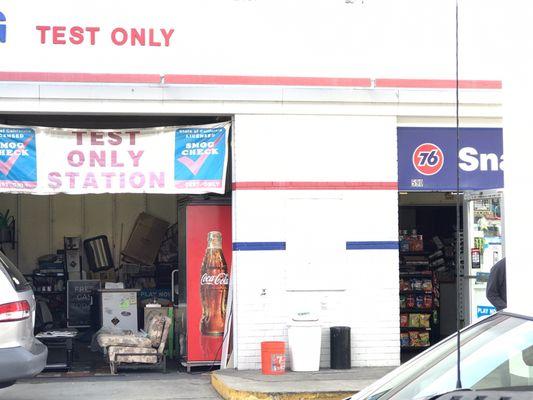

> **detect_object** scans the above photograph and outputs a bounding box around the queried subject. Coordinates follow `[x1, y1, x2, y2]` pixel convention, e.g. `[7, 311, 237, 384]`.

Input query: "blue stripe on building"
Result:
[346, 241, 399, 250]
[233, 242, 286, 251]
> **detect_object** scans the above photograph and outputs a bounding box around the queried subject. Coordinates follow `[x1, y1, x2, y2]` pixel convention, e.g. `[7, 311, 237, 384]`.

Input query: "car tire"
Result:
[0, 381, 16, 389]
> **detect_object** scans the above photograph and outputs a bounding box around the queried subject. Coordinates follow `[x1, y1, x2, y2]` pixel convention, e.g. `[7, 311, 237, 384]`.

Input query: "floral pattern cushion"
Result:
[146, 316, 166, 347]
[157, 316, 171, 354]
[97, 332, 152, 348]
[108, 346, 158, 364]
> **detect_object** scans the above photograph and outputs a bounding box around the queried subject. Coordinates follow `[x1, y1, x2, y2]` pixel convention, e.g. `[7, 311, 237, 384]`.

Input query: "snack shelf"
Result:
[401, 327, 431, 331]
[401, 346, 430, 351]
[400, 290, 433, 295]
[399, 272, 433, 278]
[400, 308, 434, 313]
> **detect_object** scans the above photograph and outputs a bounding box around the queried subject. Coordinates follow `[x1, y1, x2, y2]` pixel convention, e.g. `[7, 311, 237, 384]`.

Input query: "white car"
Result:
[0, 252, 47, 388]
[348, 309, 533, 399]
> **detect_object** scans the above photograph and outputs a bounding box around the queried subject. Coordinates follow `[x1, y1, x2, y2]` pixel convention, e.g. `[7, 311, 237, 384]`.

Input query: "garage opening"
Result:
[0, 114, 233, 376]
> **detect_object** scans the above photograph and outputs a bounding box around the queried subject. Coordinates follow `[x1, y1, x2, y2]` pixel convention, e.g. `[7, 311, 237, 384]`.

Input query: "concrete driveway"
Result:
[0, 373, 222, 400]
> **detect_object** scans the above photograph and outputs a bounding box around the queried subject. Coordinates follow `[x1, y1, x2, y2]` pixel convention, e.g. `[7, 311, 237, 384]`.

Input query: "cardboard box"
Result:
[122, 212, 169, 265]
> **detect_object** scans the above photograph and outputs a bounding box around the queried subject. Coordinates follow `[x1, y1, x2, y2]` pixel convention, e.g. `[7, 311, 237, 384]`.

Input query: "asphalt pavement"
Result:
[0, 373, 221, 400]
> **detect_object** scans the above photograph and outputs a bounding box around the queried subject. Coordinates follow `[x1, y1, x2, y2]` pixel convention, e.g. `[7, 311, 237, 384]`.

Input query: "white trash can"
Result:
[288, 311, 321, 371]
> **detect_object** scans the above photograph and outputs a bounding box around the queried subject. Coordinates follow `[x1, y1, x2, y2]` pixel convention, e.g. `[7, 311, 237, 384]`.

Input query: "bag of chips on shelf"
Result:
[400, 332, 410, 347]
[415, 295, 424, 309]
[400, 314, 409, 327]
[409, 313, 420, 327]
[422, 279, 433, 292]
[419, 332, 430, 346]
[412, 279, 423, 291]
[400, 295, 406, 309]
[424, 295, 433, 309]
[400, 278, 411, 292]
[420, 314, 431, 328]
[409, 331, 421, 346]
[406, 295, 415, 308]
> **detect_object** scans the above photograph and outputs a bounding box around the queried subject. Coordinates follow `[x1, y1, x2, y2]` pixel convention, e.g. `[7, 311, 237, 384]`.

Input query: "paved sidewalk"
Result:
[211, 367, 395, 400]
[0, 372, 221, 400]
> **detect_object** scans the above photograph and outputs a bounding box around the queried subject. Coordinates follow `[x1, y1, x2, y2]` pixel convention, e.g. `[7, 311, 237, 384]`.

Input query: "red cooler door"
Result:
[186, 204, 232, 363]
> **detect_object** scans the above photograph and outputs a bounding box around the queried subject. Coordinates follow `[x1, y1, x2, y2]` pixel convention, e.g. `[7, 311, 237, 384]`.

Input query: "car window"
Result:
[0, 252, 31, 292]
[355, 315, 506, 400]
[392, 316, 533, 399]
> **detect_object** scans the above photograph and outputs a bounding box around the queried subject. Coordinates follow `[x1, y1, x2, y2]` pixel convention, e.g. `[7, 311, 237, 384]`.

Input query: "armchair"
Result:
[97, 315, 171, 374]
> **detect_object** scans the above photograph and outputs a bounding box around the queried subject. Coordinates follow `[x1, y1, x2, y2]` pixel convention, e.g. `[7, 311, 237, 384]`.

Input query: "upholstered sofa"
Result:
[97, 315, 171, 374]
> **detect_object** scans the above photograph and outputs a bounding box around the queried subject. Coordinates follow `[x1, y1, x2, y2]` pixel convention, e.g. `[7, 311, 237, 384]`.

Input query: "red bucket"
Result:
[261, 341, 286, 375]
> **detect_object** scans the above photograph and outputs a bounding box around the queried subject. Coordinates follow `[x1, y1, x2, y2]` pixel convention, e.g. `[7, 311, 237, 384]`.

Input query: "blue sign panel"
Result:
[398, 127, 503, 191]
[0, 12, 5, 43]
[0, 127, 37, 189]
[174, 125, 228, 192]
[477, 305, 496, 318]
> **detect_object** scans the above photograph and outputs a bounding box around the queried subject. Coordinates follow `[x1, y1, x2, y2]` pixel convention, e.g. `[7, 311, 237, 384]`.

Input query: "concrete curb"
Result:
[211, 373, 355, 400]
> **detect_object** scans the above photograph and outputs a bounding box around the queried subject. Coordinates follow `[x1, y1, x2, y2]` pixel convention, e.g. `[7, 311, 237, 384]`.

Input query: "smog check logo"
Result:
[412, 143, 444, 176]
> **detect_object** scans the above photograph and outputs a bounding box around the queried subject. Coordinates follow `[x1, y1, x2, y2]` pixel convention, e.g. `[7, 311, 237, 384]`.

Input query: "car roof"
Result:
[501, 307, 533, 320]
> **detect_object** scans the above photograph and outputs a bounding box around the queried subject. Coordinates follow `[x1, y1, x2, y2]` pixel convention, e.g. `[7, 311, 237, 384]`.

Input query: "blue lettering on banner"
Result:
[477, 305, 496, 318]
[0, 12, 5, 43]
[0, 128, 37, 189]
[174, 126, 227, 191]
[398, 127, 503, 191]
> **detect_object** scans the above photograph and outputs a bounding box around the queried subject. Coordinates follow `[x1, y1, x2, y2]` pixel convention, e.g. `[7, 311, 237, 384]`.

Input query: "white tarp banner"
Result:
[0, 122, 230, 194]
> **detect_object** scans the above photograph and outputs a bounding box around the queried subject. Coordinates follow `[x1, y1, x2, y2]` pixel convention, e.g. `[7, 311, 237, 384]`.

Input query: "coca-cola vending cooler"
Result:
[177, 199, 232, 369]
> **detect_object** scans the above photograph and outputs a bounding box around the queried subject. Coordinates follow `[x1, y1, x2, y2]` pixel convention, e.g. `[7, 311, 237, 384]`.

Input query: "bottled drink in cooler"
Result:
[200, 231, 229, 336]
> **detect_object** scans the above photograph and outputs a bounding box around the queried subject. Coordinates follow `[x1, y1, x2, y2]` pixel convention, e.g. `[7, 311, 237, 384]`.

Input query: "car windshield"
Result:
[0, 251, 31, 292]
[356, 314, 533, 400]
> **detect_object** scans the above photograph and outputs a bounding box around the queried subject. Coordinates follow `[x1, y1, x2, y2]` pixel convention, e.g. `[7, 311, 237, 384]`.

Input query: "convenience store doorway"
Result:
[398, 192, 462, 362]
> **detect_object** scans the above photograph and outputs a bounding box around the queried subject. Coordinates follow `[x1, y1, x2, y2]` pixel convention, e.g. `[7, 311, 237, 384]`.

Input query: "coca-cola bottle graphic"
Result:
[200, 231, 229, 336]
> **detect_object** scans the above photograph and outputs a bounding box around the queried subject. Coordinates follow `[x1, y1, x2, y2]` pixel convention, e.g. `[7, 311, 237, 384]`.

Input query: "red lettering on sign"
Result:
[67, 150, 85, 167]
[161, 29, 174, 47]
[91, 132, 105, 145]
[111, 28, 128, 46]
[131, 28, 145, 46]
[108, 132, 122, 146]
[86, 27, 100, 45]
[36, 26, 51, 44]
[73, 131, 85, 145]
[53, 26, 67, 45]
[148, 29, 161, 47]
[69, 26, 84, 45]
[48, 172, 61, 189]
[126, 131, 138, 145]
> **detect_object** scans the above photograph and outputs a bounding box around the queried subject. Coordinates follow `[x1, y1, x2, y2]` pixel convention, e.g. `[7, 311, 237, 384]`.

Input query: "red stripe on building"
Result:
[0, 72, 161, 84]
[375, 78, 501, 89]
[233, 182, 398, 190]
[0, 72, 501, 89]
[165, 74, 372, 87]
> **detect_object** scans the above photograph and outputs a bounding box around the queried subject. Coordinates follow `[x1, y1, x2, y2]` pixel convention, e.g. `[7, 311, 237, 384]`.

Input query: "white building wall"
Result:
[232, 114, 399, 369]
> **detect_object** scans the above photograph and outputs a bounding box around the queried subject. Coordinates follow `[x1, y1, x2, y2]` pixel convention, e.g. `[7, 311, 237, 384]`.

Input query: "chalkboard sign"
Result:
[67, 280, 101, 328]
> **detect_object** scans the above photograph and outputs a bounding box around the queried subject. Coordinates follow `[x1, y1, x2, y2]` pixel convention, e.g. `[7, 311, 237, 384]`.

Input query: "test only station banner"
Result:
[0, 122, 230, 194]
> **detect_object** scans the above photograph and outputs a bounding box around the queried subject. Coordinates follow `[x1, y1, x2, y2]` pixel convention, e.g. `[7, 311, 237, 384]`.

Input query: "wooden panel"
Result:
[114, 194, 146, 262]
[146, 194, 177, 224]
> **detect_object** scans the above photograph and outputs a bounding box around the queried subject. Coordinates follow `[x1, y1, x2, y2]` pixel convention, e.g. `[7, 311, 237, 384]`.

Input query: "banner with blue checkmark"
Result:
[174, 122, 229, 194]
[0, 127, 37, 189]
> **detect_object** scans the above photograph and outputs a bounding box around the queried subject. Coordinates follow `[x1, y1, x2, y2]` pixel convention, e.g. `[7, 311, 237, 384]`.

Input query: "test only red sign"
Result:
[0, 122, 229, 194]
